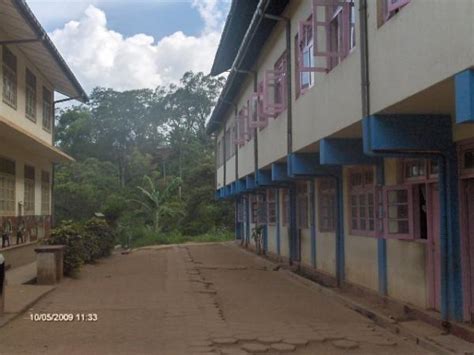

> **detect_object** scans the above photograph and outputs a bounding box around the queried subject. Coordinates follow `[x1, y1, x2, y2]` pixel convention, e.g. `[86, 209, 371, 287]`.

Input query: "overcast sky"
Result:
[26, 0, 230, 93]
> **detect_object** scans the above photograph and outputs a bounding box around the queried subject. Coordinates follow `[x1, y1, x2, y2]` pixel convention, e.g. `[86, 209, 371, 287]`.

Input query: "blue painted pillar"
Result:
[335, 173, 345, 285]
[310, 180, 317, 268]
[263, 224, 268, 254]
[276, 188, 281, 256]
[439, 147, 463, 320]
[376, 162, 387, 296]
[289, 184, 298, 263]
[245, 195, 251, 245]
[235, 199, 241, 240]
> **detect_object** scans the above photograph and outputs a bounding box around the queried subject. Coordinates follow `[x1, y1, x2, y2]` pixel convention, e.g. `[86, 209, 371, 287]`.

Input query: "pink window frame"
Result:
[402, 159, 439, 184]
[318, 178, 336, 232]
[296, 182, 309, 229]
[381, 0, 410, 24]
[312, 0, 352, 73]
[248, 83, 269, 130]
[262, 51, 287, 118]
[267, 189, 277, 225]
[348, 166, 376, 237]
[383, 185, 415, 240]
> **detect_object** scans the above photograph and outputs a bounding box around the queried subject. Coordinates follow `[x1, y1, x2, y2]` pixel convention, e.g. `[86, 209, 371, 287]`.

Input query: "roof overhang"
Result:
[0, 114, 74, 163]
[206, 0, 290, 135]
[0, 0, 88, 102]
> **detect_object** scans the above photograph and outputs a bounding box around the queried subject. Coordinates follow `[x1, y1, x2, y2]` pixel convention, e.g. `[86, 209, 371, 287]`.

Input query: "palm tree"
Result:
[132, 176, 182, 232]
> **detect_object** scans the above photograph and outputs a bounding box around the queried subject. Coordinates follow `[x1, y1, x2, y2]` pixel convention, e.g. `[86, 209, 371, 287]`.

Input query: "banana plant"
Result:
[131, 176, 182, 232]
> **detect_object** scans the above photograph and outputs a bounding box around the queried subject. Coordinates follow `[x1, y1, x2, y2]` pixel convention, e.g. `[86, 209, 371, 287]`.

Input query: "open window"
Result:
[384, 185, 414, 239]
[262, 52, 287, 117]
[311, 0, 354, 72]
[248, 83, 269, 129]
[379, 0, 410, 25]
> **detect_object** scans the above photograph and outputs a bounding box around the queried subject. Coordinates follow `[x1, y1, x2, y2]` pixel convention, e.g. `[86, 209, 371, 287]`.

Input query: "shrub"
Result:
[84, 217, 116, 257]
[45, 221, 84, 277]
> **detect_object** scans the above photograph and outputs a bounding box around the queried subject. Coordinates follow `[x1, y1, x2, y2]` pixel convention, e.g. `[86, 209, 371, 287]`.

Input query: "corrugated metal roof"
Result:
[207, 0, 289, 134]
[0, 0, 88, 102]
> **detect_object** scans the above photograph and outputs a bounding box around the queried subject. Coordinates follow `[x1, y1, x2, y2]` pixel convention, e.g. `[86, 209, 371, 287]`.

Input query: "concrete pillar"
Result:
[35, 245, 65, 285]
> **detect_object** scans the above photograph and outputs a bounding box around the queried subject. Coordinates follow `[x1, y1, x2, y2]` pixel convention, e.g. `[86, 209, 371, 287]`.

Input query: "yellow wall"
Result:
[368, 0, 474, 114]
[267, 224, 278, 255]
[0, 37, 54, 145]
[384, 158, 427, 308]
[342, 168, 379, 291]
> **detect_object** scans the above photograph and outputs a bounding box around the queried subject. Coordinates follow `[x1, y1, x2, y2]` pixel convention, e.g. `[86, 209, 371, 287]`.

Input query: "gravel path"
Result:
[0, 243, 431, 354]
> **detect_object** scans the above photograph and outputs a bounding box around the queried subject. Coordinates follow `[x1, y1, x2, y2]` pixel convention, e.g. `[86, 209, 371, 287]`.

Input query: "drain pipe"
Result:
[260, 11, 295, 264]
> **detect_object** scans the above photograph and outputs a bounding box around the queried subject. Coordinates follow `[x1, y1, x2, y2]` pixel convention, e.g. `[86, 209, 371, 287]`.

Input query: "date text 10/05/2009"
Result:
[29, 313, 98, 322]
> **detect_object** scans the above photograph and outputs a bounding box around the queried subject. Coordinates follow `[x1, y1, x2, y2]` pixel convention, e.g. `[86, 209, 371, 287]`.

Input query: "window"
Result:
[248, 82, 269, 130]
[2, 46, 17, 109]
[24, 165, 35, 215]
[42, 87, 53, 132]
[349, 167, 375, 236]
[282, 189, 289, 226]
[0, 157, 15, 216]
[251, 194, 266, 225]
[41, 171, 50, 215]
[327, 2, 354, 71]
[236, 106, 250, 144]
[297, 182, 309, 229]
[403, 159, 438, 182]
[25, 69, 37, 121]
[318, 178, 336, 232]
[384, 185, 414, 239]
[311, 0, 354, 72]
[262, 52, 287, 117]
[296, 18, 315, 96]
[378, 0, 410, 26]
[267, 189, 277, 224]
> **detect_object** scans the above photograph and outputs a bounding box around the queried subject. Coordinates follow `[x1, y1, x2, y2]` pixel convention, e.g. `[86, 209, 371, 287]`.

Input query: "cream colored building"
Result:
[0, 0, 87, 269]
[209, 0, 474, 325]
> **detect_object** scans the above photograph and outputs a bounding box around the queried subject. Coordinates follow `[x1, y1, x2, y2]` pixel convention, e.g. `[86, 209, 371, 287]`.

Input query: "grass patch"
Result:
[129, 228, 234, 248]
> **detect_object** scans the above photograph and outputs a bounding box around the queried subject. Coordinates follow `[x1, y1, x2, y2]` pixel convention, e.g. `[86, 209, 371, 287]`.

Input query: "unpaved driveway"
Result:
[0, 243, 431, 354]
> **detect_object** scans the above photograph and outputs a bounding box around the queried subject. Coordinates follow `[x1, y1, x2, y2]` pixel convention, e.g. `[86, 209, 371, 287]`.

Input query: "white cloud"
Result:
[48, 1, 229, 93]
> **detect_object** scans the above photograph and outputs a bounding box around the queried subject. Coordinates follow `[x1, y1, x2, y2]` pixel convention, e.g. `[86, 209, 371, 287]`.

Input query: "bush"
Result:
[45, 221, 84, 277]
[84, 217, 116, 257]
[47, 218, 116, 277]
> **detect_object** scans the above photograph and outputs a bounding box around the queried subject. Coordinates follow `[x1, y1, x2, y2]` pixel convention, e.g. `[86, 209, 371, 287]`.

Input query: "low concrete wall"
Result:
[2, 242, 38, 270]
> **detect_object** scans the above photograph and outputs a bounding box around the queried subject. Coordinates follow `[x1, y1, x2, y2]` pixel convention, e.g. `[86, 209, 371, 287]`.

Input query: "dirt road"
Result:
[0, 243, 431, 354]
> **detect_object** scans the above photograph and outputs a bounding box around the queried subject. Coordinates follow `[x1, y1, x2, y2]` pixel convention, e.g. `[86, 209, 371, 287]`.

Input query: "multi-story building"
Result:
[209, 0, 474, 325]
[0, 0, 87, 269]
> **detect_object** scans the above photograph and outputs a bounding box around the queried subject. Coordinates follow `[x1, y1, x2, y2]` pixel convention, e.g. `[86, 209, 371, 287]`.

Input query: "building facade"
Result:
[0, 0, 87, 269]
[209, 0, 474, 324]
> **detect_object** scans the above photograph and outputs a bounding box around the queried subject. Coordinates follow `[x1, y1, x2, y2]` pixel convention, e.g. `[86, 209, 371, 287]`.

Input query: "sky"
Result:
[26, 0, 231, 93]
